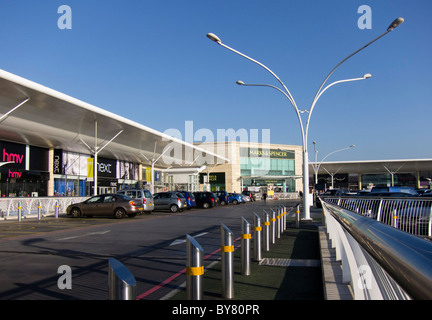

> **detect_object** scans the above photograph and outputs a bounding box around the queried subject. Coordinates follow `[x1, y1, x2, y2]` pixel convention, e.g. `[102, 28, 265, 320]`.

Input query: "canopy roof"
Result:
[0, 69, 229, 168]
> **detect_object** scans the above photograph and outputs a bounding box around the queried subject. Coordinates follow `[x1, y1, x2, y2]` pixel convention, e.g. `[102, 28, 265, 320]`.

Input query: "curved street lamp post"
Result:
[207, 18, 404, 220]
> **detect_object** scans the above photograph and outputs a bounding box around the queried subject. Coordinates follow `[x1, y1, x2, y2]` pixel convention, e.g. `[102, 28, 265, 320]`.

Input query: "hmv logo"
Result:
[2, 148, 25, 179]
[3, 148, 24, 163]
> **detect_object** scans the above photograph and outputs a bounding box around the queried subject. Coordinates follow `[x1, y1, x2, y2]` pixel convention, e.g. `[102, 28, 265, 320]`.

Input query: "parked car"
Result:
[242, 190, 256, 201]
[178, 191, 197, 209]
[228, 193, 245, 204]
[214, 191, 229, 205]
[66, 194, 143, 218]
[118, 188, 154, 214]
[153, 192, 188, 213]
[193, 191, 219, 208]
[370, 186, 418, 196]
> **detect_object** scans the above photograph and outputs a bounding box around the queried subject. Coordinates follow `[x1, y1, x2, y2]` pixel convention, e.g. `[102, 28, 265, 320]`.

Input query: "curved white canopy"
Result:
[0, 69, 229, 168]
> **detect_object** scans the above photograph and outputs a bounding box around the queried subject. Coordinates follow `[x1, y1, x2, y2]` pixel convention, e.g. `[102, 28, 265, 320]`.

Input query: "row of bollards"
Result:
[186, 204, 298, 300]
[16, 200, 58, 221]
[106, 203, 300, 300]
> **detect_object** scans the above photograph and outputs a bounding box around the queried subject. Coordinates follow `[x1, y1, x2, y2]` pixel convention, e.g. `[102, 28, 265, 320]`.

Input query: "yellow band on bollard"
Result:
[296, 210, 300, 214]
[264, 222, 270, 226]
[221, 245, 234, 252]
[277, 215, 280, 219]
[241, 234, 252, 239]
[186, 266, 204, 276]
[393, 216, 398, 219]
[17, 207, 22, 210]
[254, 227, 262, 231]
[270, 218, 276, 222]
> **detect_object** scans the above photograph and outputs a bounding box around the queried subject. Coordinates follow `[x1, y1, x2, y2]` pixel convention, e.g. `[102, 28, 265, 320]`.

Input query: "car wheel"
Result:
[221, 201, 226, 205]
[233, 199, 238, 205]
[170, 204, 179, 213]
[203, 202, 210, 209]
[114, 208, 126, 219]
[70, 208, 81, 218]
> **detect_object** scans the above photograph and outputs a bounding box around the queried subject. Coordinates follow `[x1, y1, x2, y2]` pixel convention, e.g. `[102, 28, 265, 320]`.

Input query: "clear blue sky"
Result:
[0, 1, 430, 162]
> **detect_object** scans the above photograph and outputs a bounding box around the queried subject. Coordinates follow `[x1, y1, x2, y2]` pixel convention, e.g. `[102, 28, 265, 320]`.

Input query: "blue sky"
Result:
[0, 1, 430, 162]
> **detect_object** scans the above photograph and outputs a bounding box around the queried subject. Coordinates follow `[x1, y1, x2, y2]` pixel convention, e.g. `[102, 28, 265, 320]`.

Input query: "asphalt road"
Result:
[0, 199, 300, 300]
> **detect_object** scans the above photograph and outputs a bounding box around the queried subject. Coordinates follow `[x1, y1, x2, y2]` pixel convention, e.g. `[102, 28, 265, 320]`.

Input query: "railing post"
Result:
[108, 258, 136, 300]
[241, 217, 251, 276]
[253, 212, 262, 262]
[263, 210, 270, 252]
[186, 234, 204, 300]
[392, 209, 398, 229]
[221, 223, 234, 299]
[17, 201, 22, 221]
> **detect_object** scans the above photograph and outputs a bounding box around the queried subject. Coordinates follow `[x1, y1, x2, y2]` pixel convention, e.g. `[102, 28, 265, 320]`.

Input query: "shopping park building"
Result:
[1, 69, 431, 198]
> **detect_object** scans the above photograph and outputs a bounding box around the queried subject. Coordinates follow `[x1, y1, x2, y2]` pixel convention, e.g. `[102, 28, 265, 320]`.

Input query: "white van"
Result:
[118, 189, 154, 214]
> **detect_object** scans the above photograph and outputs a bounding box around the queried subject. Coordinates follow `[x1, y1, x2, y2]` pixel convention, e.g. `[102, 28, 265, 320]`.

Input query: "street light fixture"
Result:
[207, 18, 404, 220]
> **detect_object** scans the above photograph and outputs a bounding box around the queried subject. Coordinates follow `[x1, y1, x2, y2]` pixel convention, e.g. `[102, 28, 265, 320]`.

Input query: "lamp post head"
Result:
[349, 145, 355, 148]
[236, 80, 245, 85]
[363, 73, 372, 79]
[206, 33, 222, 44]
[387, 17, 404, 31]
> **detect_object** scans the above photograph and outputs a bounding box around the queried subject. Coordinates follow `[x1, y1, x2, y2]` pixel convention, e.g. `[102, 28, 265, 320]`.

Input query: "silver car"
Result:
[153, 192, 188, 213]
[118, 189, 154, 214]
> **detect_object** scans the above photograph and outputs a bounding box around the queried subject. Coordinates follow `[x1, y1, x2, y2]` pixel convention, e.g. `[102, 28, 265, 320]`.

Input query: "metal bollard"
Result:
[37, 201, 42, 220]
[55, 200, 59, 218]
[221, 223, 234, 299]
[186, 234, 204, 300]
[296, 204, 301, 228]
[108, 258, 136, 300]
[18, 201, 22, 221]
[270, 209, 276, 244]
[283, 205, 287, 231]
[276, 207, 281, 238]
[262, 210, 270, 251]
[253, 212, 262, 262]
[241, 217, 251, 276]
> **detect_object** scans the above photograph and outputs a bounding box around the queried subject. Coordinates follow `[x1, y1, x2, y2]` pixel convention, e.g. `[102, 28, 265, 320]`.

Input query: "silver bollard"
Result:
[241, 217, 251, 276]
[253, 212, 262, 262]
[296, 204, 301, 228]
[276, 207, 281, 239]
[262, 210, 270, 251]
[18, 201, 22, 221]
[37, 201, 42, 220]
[270, 209, 276, 244]
[108, 258, 136, 300]
[282, 205, 287, 232]
[221, 223, 234, 299]
[186, 234, 204, 300]
[55, 200, 59, 219]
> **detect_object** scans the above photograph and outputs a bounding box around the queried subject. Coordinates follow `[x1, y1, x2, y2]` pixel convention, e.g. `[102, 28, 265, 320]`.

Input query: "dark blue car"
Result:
[214, 191, 229, 205]
[179, 191, 197, 209]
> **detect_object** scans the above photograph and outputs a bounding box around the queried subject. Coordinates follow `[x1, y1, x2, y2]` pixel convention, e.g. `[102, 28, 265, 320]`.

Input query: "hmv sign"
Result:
[1, 141, 26, 170]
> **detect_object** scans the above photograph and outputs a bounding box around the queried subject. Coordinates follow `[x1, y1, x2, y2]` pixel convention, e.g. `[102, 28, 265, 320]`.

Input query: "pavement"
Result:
[168, 205, 345, 301]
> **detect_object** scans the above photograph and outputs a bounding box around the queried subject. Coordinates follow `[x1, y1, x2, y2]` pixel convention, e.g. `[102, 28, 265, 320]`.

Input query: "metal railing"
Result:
[321, 196, 432, 237]
[322, 201, 432, 300]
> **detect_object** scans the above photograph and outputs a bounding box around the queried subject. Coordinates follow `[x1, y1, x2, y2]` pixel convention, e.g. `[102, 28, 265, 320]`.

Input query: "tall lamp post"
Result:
[207, 18, 404, 220]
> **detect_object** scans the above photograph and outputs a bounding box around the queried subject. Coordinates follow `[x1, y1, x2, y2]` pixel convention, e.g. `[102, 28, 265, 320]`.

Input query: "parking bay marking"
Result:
[57, 230, 111, 241]
[169, 232, 208, 246]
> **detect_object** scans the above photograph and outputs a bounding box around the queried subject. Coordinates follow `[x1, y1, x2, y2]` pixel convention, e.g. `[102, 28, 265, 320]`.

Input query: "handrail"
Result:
[322, 201, 432, 300]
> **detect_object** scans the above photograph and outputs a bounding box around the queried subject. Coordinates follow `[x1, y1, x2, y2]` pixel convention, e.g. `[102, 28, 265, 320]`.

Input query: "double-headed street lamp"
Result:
[207, 18, 404, 220]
